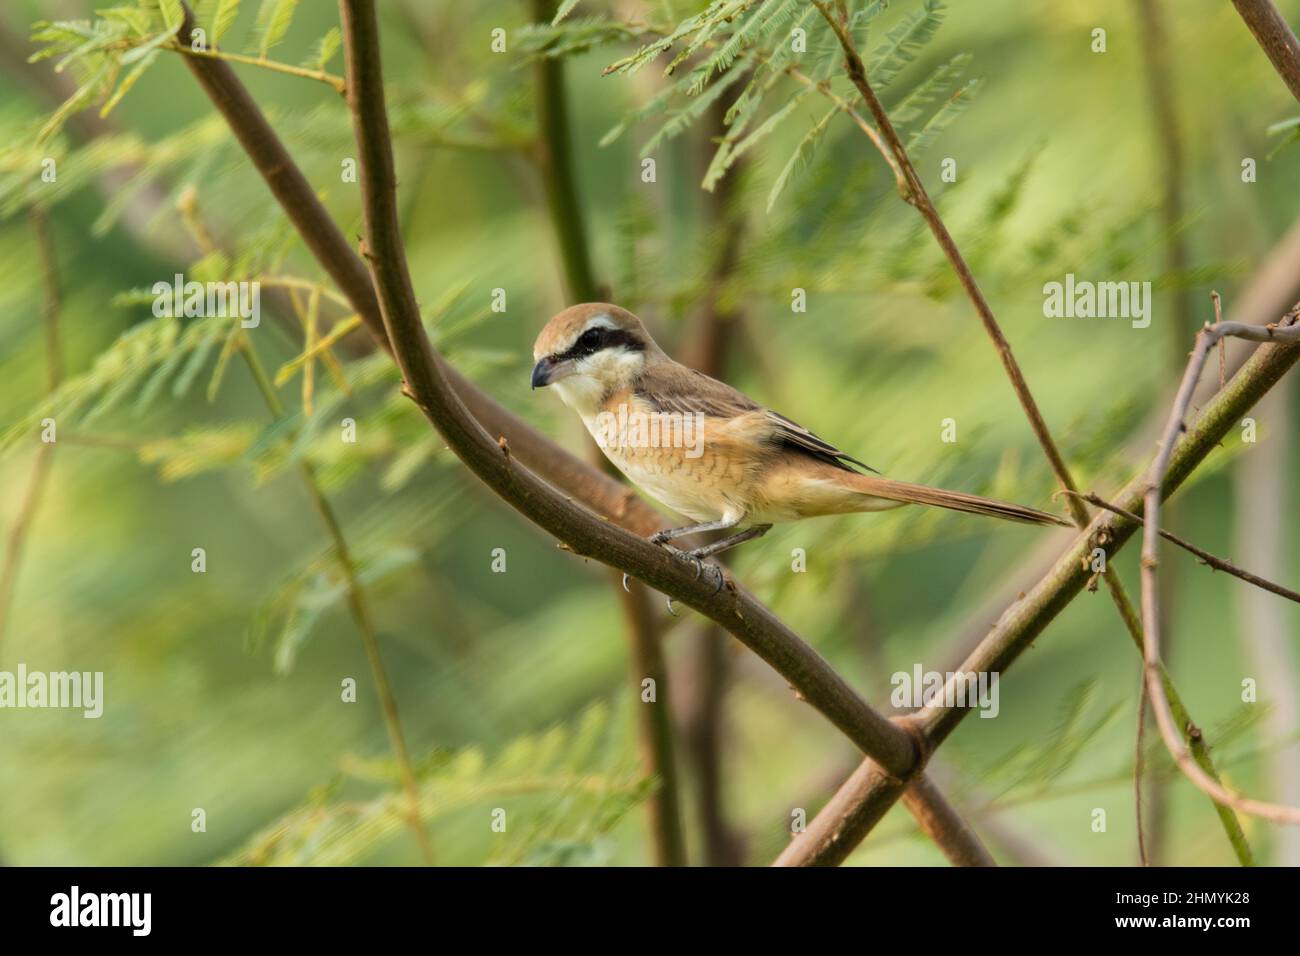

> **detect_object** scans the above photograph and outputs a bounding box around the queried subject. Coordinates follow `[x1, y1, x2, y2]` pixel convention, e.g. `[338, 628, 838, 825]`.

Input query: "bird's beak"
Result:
[531, 356, 574, 389]
[530, 357, 554, 390]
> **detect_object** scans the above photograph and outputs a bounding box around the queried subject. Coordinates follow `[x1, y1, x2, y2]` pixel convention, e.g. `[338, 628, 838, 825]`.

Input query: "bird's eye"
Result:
[578, 328, 603, 350]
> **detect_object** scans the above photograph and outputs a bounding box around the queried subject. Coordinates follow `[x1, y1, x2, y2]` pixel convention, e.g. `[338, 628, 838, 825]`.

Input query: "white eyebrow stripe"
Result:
[581, 314, 617, 333]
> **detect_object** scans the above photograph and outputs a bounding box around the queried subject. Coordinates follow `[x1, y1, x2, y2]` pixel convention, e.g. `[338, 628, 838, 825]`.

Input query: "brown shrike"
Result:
[532, 303, 1069, 576]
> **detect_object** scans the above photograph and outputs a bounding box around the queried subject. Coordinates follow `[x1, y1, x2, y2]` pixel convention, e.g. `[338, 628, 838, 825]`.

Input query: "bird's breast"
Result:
[579, 391, 755, 523]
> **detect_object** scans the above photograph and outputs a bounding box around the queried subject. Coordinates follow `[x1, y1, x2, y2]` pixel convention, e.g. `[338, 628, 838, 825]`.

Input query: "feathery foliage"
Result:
[222, 702, 652, 866]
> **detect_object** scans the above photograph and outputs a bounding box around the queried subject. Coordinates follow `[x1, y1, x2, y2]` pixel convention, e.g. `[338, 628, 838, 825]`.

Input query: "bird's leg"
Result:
[647, 516, 743, 612]
[648, 516, 742, 547]
[682, 524, 773, 561]
[648, 516, 741, 574]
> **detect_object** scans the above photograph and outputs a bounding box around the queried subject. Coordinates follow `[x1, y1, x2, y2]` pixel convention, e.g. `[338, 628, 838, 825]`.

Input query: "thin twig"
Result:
[1060, 490, 1300, 605]
[1141, 302, 1300, 824]
[775, 293, 1300, 867]
[1135, 668, 1150, 866]
[800, 0, 1256, 864]
[179, 192, 434, 862]
[169, 41, 347, 93]
[785, 67, 907, 193]
[1134, 0, 1190, 865]
[808, 1, 1081, 521]
[243, 342, 436, 863]
[0, 209, 63, 655]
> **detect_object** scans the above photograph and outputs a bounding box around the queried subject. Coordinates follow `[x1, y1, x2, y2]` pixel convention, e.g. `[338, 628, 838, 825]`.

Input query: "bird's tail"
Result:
[844, 473, 1072, 528]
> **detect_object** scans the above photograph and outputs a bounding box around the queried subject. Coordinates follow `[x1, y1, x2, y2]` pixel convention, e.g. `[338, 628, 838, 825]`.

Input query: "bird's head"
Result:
[531, 303, 661, 413]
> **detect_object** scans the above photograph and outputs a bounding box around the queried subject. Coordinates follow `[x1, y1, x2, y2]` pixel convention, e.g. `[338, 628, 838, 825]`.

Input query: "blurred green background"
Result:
[0, 0, 1297, 866]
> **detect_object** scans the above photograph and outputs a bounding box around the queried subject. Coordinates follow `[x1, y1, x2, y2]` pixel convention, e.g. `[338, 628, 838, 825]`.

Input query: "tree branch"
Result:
[1141, 306, 1300, 824]
[809, 1, 1082, 521]
[900, 774, 996, 867]
[1062, 490, 1300, 605]
[529, 0, 600, 303]
[526, 0, 685, 866]
[172, 5, 668, 541]
[805, 0, 1255, 862]
[335, 0, 920, 790]
[776, 310, 1300, 865]
[1231, 0, 1300, 103]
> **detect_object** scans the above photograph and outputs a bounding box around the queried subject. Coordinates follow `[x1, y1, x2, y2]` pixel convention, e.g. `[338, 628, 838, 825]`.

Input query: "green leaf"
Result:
[157, 0, 184, 30]
[868, 0, 945, 89]
[640, 65, 750, 156]
[1266, 116, 1300, 159]
[599, 71, 696, 147]
[36, 62, 113, 147]
[100, 50, 160, 116]
[767, 103, 839, 212]
[121, 22, 181, 66]
[210, 0, 243, 47]
[704, 86, 811, 191]
[692, 0, 795, 93]
[220, 700, 649, 866]
[905, 77, 981, 154]
[551, 0, 582, 26]
[100, 6, 153, 37]
[890, 52, 971, 125]
[305, 26, 341, 71]
[253, 0, 299, 58]
[603, 0, 731, 77]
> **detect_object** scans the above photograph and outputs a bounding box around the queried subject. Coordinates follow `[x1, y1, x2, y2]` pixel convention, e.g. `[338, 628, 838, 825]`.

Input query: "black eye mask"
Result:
[554, 326, 645, 363]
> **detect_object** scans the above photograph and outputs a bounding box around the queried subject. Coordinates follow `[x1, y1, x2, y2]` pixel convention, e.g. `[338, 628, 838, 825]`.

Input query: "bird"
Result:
[531, 303, 1070, 586]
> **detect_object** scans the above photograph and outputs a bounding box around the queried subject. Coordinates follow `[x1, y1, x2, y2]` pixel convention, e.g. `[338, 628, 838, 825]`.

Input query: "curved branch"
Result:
[776, 318, 1300, 864]
[900, 774, 996, 867]
[335, 0, 918, 780]
[1231, 0, 1300, 103]
[173, 4, 667, 539]
[1141, 306, 1300, 824]
[805, 0, 1257, 863]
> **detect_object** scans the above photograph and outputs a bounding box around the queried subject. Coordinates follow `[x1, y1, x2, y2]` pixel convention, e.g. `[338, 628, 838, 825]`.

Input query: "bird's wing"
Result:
[764, 409, 879, 474]
[635, 363, 878, 474]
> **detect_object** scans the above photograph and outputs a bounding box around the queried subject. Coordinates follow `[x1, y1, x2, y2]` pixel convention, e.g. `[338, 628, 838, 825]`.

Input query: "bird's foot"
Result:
[646, 532, 728, 613]
[663, 544, 726, 596]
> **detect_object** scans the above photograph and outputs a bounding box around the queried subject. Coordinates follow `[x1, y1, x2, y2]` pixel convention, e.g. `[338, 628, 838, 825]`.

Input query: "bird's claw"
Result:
[709, 565, 725, 595]
[621, 572, 631, 593]
[677, 548, 725, 594]
[696, 559, 725, 595]
[649, 539, 727, 615]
